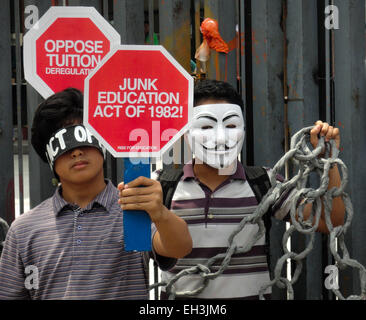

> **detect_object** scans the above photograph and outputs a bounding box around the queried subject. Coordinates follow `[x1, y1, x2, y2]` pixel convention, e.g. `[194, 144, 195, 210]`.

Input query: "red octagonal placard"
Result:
[84, 45, 194, 158]
[24, 6, 120, 99]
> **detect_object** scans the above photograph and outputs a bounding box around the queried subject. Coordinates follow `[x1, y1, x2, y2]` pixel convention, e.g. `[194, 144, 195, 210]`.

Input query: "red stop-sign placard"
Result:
[24, 6, 120, 99]
[84, 45, 194, 158]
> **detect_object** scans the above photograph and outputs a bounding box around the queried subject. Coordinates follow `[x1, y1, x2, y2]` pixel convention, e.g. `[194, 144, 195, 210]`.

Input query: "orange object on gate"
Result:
[201, 18, 229, 53]
[195, 18, 229, 63]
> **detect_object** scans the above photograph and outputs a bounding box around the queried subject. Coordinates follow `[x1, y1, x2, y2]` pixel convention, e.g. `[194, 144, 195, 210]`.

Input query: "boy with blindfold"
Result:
[154, 79, 345, 300]
[0, 88, 192, 300]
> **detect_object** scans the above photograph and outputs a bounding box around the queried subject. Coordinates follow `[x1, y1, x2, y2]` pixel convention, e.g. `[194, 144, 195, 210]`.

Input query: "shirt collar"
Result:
[182, 159, 246, 181]
[181, 160, 195, 180]
[52, 179, 115, 216]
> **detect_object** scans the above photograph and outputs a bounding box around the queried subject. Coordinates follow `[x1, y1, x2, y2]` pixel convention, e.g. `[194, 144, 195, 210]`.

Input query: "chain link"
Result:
[150, 126, 366, 300]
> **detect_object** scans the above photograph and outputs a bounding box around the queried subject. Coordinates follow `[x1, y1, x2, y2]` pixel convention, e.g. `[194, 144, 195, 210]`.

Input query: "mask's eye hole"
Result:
[201, 125, 213, 130]
[226, 124, 237, 128]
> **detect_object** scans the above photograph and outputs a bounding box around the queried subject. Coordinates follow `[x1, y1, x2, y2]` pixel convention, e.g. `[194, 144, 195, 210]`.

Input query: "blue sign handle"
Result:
[123, 158, 151, 251]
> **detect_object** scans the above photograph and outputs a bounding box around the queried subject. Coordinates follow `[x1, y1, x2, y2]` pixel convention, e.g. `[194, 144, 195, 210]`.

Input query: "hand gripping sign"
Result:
[84, 45, 194, 251]
[23, 6, 120, 99]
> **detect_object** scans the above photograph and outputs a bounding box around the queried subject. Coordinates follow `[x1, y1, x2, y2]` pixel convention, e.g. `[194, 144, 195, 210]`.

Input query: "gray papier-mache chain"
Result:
[150, 126, 366, 300]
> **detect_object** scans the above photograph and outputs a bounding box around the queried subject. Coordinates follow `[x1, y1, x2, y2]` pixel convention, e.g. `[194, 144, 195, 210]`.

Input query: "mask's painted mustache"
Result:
[202, 144, 237, 151]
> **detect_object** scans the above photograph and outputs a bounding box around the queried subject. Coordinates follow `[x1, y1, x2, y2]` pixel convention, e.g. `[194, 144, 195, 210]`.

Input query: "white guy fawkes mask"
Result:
[186, 103, 245, 171]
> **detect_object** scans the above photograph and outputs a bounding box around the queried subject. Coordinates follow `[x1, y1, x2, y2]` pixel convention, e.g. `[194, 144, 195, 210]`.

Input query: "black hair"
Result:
[194, 79, 244, 110]
[31, 88, 84, 163]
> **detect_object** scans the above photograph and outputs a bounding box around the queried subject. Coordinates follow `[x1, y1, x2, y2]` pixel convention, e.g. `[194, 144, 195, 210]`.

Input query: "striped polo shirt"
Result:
[159, 161, 293, 299]
[0, 180, 173, 300]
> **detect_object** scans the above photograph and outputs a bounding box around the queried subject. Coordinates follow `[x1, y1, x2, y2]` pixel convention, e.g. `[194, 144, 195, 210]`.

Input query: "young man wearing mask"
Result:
[150, 79, 344, 300]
